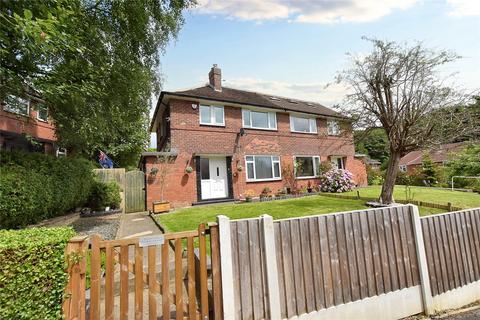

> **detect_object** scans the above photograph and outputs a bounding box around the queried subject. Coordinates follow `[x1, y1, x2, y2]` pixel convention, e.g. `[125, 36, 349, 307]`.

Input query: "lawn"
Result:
[158, 194, 443, 232]
[344, 185, 480, 209]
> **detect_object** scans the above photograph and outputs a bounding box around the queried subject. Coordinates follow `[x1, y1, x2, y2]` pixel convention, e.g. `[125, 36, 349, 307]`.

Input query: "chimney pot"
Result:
[209, 64, 222, 92]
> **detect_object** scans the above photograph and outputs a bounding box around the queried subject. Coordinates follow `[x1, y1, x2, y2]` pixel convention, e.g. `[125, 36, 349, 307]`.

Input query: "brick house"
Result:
[0, 93, 63, 155]
[141, 65, 367, 209]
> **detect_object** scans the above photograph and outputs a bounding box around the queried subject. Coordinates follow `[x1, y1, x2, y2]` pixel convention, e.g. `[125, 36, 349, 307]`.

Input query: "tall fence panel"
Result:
[421, 208, 480, 311]
[125, 170, 146, 213]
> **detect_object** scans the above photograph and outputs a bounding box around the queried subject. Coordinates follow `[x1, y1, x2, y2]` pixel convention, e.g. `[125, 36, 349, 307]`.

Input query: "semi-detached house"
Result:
[142, 65, 367, 209]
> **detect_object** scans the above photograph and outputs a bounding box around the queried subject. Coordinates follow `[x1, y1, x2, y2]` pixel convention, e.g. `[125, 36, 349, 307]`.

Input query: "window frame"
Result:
[330, 156, 345, 170]
[242, 108, 277, 131]
[56, 147, 67, 157]
[4, 95, 30, 116]
[327, 120, 341, 136]
[245, 155, 281, 182]
[290, 114, 317, 134]
[36, 104, 48, 122]
[294, 155, 321, 179]
[399, 164, 407, 172]
[199, 104, 225, 126]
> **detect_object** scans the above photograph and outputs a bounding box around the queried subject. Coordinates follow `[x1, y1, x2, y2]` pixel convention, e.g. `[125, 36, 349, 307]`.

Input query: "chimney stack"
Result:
[208, 64, 222, 92]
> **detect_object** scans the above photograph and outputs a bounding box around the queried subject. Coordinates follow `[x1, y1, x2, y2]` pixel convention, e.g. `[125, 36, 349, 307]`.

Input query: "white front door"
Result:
[200, 157, 228, 200]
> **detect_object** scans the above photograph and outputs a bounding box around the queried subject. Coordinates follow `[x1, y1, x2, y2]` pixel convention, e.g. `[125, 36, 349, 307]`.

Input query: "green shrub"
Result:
[0, 227, 75, 319]
[0, 151, 95, 228]
[88, 181, 121, 210]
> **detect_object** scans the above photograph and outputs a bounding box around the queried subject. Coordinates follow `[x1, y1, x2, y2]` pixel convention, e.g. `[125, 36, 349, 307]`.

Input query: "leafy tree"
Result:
[1, 0, 195, 166]
[354, 127, 389, 163]
[446, 144, 480, 177]
[421, 154, 437, 186]
[338, 38, 472, 204]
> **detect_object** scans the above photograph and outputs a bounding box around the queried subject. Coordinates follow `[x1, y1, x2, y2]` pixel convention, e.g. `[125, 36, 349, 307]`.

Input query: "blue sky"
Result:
[157, 0, 479, 108]
[150, 0, 479, 145]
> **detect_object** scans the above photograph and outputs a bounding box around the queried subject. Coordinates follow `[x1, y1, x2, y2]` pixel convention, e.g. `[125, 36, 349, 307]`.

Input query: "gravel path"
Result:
[70, 214, 120, 240]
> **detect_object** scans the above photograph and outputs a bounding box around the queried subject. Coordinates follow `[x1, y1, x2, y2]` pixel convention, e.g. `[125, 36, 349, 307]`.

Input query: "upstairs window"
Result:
[242, 109, 277, 130]
[295, 156, 321, 178]
[199, 104, 224, 126]
[4, 95, 29, 116]
[290, 115, 317, 133]
[327, 120, 341, 136]
[36, 104, 48, 122]
[245, 155, 281, 181]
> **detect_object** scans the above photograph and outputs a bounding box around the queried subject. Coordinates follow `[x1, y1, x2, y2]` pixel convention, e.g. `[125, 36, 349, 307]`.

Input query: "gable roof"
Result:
[399, 142, 470, 166]
[151, 85, 346, 131]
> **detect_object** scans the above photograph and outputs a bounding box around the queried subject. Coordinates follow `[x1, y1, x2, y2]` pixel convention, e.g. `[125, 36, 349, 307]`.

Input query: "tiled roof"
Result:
[399, 142, 470, 166]
[163, 85, 344, 118]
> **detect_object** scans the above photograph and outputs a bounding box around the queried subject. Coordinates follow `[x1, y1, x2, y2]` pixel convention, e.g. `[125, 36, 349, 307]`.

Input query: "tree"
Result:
[420, 154, 437, 186]
[354, 127, 389, 163]
[1, 0, 195, 166]
[338, 38, 473, 204]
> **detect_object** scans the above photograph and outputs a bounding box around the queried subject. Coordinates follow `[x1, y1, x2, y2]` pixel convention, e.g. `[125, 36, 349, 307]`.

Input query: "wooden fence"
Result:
[320, 192, 463, 212]
[218, 205, 480, 319]
[63, 224, 223, 320]
[94, 168, 145, 213]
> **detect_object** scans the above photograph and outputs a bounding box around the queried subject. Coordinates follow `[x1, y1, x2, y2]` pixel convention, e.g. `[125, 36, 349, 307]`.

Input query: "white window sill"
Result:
[199, 123, 225, 127]
[243, 127, 277, 131]
[246, 178, 282, 183]
[296, 176, 320, 180]
[291, 130, 318, 135]
[4, 109, 29, 117]
[328, 133, 341, 136]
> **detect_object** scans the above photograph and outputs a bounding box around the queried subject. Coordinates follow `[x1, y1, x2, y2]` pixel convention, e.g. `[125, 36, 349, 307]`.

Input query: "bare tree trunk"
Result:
[380, 151, 401, 204]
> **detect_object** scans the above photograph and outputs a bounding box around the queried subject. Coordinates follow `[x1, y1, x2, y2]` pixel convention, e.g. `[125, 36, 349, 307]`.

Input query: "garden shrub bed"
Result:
[0, 227, 75, 319]
[0, 151, 96, 229]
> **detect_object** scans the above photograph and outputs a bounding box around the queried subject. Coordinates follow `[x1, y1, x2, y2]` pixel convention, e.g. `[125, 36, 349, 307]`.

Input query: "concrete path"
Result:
[116, 211, 163, 239]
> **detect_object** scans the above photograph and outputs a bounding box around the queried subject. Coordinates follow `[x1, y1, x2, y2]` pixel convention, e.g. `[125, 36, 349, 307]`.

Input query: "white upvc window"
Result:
[4, 95, 29, 116]
[331, 156, 345, 170]
[399, 164, 407, 172]
[245, 155, 281, 182]
[294, 156, 321, 178]
[56, 147, 67, 157]
[327, 120, 341, 136]
[199, 104, 224, 126]
[36, 104, 48, 122]
[290, 115, 317, 133]
[242, 108, 277, 130]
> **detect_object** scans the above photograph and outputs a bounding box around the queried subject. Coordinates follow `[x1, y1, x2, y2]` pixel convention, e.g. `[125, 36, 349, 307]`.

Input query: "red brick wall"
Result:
[145, 99, 367, 209]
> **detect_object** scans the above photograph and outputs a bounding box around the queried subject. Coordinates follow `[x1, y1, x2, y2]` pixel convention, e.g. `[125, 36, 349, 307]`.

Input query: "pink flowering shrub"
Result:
[319, 169, 355, 193]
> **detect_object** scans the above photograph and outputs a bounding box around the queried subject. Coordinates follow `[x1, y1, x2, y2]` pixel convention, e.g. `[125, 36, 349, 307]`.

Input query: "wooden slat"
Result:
[90, 234, 101, 320]
[336, 214, 352, 303]
[175, 238, 184, 320]
[460, 213, 475, 283]
[352, 214, 368, 299]
[135, 245, 144, 320]
[468, 211, 480, 280]
[403, 208, 420, 285]
[435, 217, 449, 292]
[274, 223, 287, 318]
[439, 216, 455, 291]
[248, 220, 265, 319]
[162, 241, 170, 319]
[148, 246, 157, 320]
[290, 219, 307, 313]
[280, 220, 296, 317]
[422, 219, 437, 296]
[360, 212, 375, 297]
[308, 217, 325, 310]
[99, 230, 199, 248]
[120, 245, 129, 320]
[187, 237, 197, 319]
[390, 209, 406, 290]
[384, 209, 399, 292]
[446, 214, 461, 289]
[230, 222, 242, 319]
[105, 245, 115, 320]
[455, 213, 470, 286]
[237, 220, 253, 319]
[397, 207, 413, 288]
[430, 218, 444, 294]
[327, 215, 343, 305]
[367, 210, 383, 295]
[375, 210, 391, 294]
[210, 225, 223, 320]
[198, 223, 209, 319]
[300, 218, 315, 312]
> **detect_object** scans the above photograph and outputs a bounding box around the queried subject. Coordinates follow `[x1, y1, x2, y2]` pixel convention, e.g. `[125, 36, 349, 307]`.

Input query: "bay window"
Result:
[242, 109, 276, 130]
[290, 115, 317, 133]
[295, 156, 321, 178]
[245, 155, 281, 181]
[200, 104, 224, 126]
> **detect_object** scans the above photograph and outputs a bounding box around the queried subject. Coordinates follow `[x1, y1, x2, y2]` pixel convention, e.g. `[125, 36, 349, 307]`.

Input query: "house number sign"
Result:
[139, 235, 165, 247]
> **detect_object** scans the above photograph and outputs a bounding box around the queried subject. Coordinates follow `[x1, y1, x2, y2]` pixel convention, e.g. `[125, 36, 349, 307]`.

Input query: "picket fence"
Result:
[63, 205, 479, 319]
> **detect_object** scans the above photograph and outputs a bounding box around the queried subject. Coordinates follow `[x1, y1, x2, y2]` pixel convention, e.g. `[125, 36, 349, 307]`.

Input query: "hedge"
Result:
[0, 151, 96, 229]
[88, 180, 122, 211]
[0, 227, 75, 319]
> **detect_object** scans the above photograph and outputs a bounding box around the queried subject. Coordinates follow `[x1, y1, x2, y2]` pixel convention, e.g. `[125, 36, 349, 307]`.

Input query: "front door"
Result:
[200, 157, 228, 200]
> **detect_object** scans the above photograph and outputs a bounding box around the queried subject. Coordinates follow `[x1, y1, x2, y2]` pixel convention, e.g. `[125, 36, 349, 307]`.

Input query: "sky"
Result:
[151, 0, 480, 145]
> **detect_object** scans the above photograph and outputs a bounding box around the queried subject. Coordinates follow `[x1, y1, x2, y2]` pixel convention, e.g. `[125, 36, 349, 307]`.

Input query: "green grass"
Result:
[158, 194, 445, 232]
[344, 185, 480, 209]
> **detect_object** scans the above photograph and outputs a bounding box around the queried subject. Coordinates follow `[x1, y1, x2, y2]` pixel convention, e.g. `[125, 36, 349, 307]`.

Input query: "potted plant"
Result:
[307, 181, 313, 193]
[151, 155, 173, 213]
[281, 163, 298, 195]
[244, 189, 256, 202]
[260, 187, 272, 199]
[237, 164, 243, 172]
[185, 166, 193, 174]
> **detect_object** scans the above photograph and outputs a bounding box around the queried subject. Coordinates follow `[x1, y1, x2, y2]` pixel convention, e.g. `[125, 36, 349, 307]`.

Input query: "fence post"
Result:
[410, 204, 434, 315]
[447, 202, 452, 212]
[261, 215, 281, 320]
[356, 190, 360, 199]
[217, 215, 235, 320]
[63, 235, 88, 320]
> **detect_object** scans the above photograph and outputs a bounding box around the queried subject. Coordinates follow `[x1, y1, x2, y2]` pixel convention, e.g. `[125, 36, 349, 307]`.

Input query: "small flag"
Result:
[99, 151, 113, 168]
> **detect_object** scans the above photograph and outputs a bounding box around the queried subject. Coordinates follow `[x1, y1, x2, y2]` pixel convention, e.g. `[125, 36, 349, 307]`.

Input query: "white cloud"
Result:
[447, 0, 480, 16]
[223, 77, 350, 106]
[196, 0, 419, 23]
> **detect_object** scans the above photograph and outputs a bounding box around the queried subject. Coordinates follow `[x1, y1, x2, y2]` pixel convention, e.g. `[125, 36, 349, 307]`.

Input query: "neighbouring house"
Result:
[355, 153, 382, 170]
[1, 93, 64, 155]
[141, 65, 367, 209]
[398, 141, 469, 173]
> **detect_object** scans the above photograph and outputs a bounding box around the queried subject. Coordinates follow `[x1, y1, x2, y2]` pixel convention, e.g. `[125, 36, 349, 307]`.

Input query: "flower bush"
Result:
[319, 169, 356, 193]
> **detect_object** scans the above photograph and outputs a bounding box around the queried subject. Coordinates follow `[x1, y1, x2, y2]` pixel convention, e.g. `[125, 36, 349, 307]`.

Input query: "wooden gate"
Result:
[63, 224, 223, 319]
[125, 170, 145, 213]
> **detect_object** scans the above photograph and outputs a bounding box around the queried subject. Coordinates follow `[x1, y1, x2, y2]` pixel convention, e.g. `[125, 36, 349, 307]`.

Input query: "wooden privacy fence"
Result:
[218, 205, 480, 320]
[94, 169, 146, 213]
[63, 224, 223, 320]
